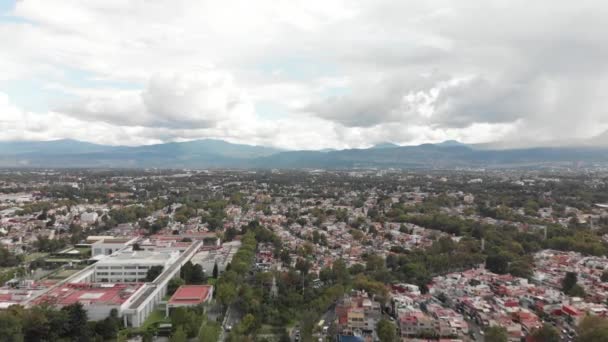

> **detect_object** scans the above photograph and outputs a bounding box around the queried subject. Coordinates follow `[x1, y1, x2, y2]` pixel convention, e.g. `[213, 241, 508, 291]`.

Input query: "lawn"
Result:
[24, 252, 49, 262]
[45, 268, 81, 280]
[141, 309, 169, 330]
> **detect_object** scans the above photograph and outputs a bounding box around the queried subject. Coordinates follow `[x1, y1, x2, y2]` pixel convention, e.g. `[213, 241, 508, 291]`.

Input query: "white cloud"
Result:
[1, 0, 607, 149]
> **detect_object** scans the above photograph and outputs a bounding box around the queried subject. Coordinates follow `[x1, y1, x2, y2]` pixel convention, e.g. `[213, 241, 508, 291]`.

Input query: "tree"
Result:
[577, 315, 608, 342]
[601, 271, 608, 282]
[562, 272, 578, 292]
[170, 326, 187, 342]
[62, 302, 90, 341]
[529, 324, 560, 342]
[485, 254, 510, 274]
[93, 311, 120, 340]
[217, 281, 237, 305]
[0, 309, 24, 342]
[199, 321, 220, 342]
[237, 314, 256, 335]
[146, 265, 164, 282]
[212, 262, 219, 279]
[569, 284, 586, 297]
[295, 258, 311, 276]
[377, 319, 396, 342]
[22, 307, 51, 342]
[190, 264, 206, 284]
[485, 326, 508, 342]
[562, 272, 585, 296]
[170, 307, 202, 338]
[181, 261, 206, 284]
[508, 259, 533, 279]
[168, 278, 185, 296]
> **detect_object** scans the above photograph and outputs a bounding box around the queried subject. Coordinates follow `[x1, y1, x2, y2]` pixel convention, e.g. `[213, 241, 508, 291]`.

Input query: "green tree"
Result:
[23, 307, 51, 342]
[485, 254, 510, 274]
[577, 315, 608, 342]
[485, 326, 508, 342]
[508, 259, 533, 279]
[216, 281, 237, 305]
[212, 262, 219, 279]
[377, 319, 396, 342]
[62, 302, 90, 341]
[168, 278, 185, 296]
[146, 265, 164, 282]
[530, 324, 560, 342]
[198, 321, 220, 342]
[0, 309, 24, 342]
[562, 272, 585, 296]
[190, 264, 206, 284]
[171, 326, 188, 342]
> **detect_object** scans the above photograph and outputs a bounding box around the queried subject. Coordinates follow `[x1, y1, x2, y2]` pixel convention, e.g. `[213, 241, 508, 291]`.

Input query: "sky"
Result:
[1, 0, 608, 150]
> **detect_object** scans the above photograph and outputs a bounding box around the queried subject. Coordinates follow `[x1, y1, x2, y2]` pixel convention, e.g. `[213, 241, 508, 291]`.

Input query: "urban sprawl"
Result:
[1, 169, 608, 342]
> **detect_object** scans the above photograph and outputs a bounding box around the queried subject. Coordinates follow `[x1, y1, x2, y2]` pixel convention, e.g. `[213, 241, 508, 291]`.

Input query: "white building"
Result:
[80, 212, 99, 224]
[191, 240, 241, 275]
[92, 237, 138, 257]
[94, 250, 179, 283]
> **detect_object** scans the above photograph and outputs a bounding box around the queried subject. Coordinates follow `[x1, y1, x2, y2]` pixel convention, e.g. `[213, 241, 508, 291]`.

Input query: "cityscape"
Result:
[2, 0, 608, 341]
[1, 169, 608, 341]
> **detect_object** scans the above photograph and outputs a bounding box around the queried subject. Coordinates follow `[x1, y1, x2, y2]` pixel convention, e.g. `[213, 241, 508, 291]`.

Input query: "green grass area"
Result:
[258, 324, 285, 334]
[24, 252, 49, 262]
[0, 267, 18, 284]
[206, 277, 217, 286]
[46, 268, 80, 280]
[141, 309, 169, 330]
[198, 320, 221, 341]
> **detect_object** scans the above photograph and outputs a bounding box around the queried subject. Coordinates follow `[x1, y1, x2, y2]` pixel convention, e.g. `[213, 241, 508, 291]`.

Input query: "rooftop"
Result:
[34, 283, 143, 306]
[168, 285, 213, 306]
[95, 250, 179, 266]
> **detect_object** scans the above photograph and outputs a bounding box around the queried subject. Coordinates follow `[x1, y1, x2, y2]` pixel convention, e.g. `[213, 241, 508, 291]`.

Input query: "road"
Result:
[218, 304, 242, 342]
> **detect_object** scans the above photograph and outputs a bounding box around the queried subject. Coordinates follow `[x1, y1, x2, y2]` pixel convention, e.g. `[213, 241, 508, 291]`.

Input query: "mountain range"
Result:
[0, 138, 607, 169]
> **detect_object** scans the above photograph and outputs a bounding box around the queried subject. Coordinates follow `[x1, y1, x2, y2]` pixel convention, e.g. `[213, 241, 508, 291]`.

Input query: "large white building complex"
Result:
[9, 233, 232, 328]
[93, 250, 180, 283]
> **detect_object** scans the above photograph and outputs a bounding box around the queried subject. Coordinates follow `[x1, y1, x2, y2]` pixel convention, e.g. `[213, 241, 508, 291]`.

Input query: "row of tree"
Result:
[0, 302, 120, 341]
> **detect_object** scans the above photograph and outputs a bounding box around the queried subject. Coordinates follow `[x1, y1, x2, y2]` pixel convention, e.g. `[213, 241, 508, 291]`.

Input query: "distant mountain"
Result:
[0, 139, 114, 155]
[434, 140, 468, 148]
[369, 142, 400, 149]
[0, 138, 607, 169]
[113, 139, 280, 159]
[0, 139, 280, 168]
[256, 144, 608, 169]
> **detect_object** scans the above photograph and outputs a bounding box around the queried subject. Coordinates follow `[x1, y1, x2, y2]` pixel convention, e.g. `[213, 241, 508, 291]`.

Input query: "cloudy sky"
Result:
[1, 0, 607, 150]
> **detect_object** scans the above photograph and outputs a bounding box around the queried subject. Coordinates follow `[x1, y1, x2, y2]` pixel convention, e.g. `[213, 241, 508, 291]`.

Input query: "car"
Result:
[225, 324, 232, 332]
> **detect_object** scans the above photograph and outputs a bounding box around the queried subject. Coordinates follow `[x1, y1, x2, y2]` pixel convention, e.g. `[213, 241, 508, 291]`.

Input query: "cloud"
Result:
[60, 70, 255, 129]
[1, 0, 608, 149]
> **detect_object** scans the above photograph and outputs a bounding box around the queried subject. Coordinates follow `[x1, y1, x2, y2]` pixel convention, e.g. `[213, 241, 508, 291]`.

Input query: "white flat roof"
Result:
[95, 250, 178, 266]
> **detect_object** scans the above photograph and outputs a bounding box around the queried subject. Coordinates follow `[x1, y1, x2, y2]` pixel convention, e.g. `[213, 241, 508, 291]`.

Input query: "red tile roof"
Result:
[168, 285, 212, 305]
[34, 283, 143, 306]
